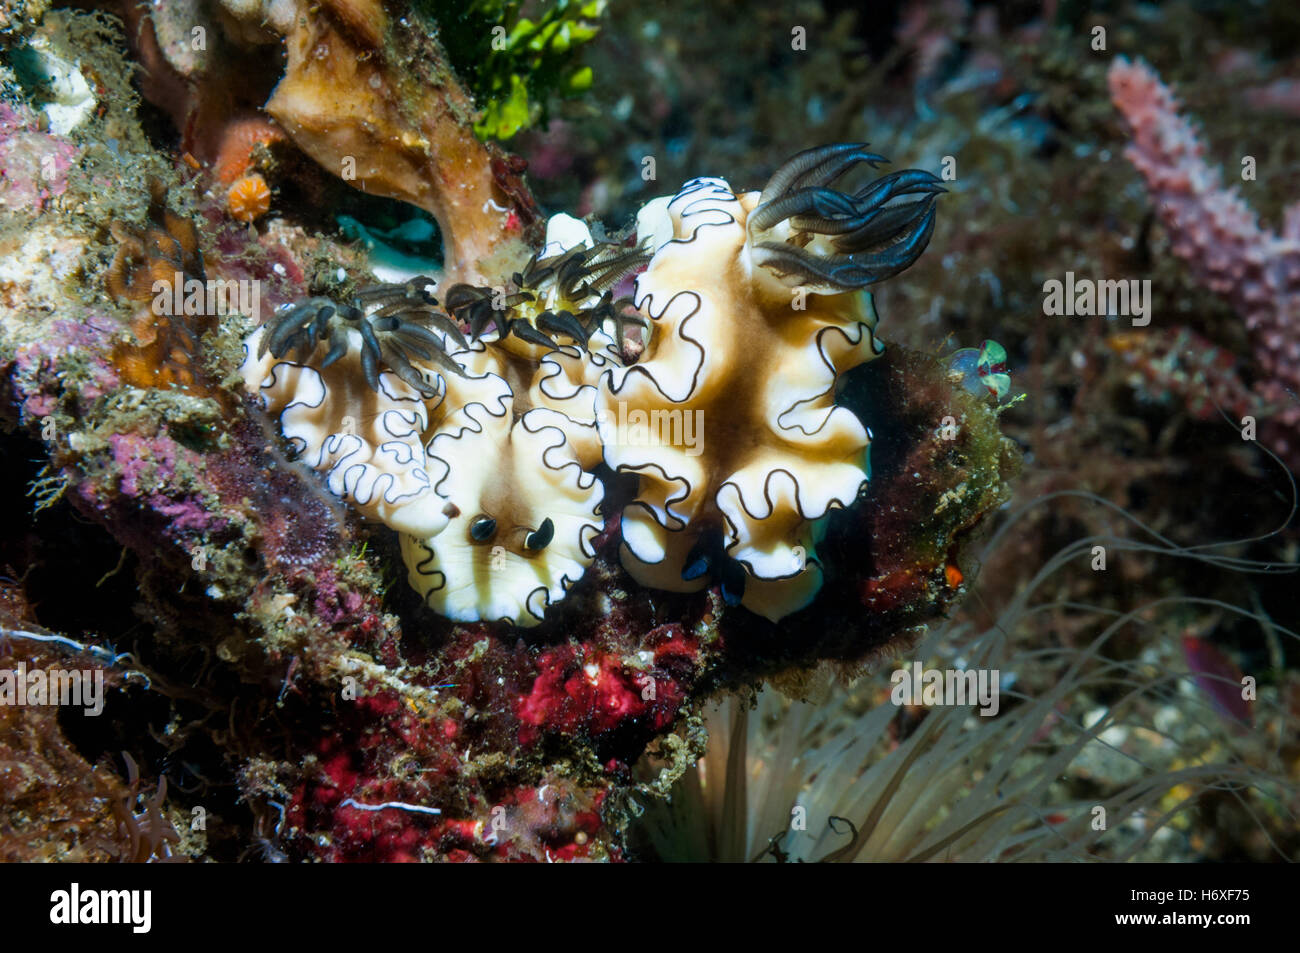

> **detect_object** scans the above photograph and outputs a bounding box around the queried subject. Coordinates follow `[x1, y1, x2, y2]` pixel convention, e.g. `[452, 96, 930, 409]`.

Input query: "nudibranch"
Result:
[241, 218, 631, 625]
[602, 144, 942, 621]
[242, 278, 464, 538]
[394, 316, 614, 625]
[241, 143, 940, 626]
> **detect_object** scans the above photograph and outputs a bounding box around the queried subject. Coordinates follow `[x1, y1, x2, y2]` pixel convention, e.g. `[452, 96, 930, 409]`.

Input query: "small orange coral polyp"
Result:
[228, 174, 271, 222]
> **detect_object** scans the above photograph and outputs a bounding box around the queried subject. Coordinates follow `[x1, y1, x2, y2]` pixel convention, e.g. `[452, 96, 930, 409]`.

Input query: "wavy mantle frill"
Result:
[603, 177, 884, 621]
[241, 315, 612, 627]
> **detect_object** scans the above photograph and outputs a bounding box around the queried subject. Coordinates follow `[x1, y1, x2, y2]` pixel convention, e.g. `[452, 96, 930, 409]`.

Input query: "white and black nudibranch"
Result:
[241, 144, 941, 625]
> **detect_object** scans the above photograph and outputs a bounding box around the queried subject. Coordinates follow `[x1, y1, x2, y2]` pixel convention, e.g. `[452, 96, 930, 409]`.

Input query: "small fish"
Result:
[1182, 636, 1252, 727]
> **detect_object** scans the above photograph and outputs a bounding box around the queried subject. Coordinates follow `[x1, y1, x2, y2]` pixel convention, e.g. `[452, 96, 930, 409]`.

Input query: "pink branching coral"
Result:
[1108, 57, 1300, 466]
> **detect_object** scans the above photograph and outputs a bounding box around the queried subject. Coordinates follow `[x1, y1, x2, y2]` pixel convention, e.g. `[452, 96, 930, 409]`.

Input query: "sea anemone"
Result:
[99, 753, 182, 863]
[634, 482, 1300, 862]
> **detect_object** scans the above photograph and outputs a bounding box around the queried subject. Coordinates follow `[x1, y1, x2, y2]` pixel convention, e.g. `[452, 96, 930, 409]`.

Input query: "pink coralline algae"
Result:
[13, 318, 121, 418]
[1108, 57, 1300, 466]
[0, 103, 76, 213]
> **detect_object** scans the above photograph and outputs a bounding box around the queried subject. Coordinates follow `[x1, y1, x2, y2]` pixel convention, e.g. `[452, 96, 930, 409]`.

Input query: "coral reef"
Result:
[0, 3, 1010, 857]
[1, 0, 1295, 867]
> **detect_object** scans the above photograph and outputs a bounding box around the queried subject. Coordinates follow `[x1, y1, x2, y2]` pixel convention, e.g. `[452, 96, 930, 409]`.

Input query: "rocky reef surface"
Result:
[2, 0, 1297, 863]
[0, 3, 1017, 861]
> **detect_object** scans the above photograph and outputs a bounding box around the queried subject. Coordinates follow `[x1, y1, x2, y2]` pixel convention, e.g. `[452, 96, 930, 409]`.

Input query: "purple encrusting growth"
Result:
[0, 103, 77, 213]
[204, 210, 310, 313]
[309, 565, 366, 625]
[13, 315, 226, 537]
[13, 318, 121, 420]
[108, 431, 184, 498]
[106, 432, 227, 534]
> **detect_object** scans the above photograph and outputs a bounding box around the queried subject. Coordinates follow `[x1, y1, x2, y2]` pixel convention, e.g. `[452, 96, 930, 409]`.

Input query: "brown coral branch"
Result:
[257, 0, 540, 284]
